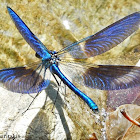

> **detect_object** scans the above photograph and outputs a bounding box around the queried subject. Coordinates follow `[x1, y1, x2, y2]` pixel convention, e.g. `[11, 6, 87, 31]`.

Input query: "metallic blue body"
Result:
[51, 64, 98, 112]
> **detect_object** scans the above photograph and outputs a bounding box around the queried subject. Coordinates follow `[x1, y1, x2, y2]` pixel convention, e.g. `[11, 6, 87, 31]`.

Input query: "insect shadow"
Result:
[25, 81, 72, 140]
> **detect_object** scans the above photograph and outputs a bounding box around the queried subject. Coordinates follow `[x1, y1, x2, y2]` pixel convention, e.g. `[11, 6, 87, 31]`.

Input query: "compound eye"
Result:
[50, 51, 57, 55]
[35, 53, 42, 59]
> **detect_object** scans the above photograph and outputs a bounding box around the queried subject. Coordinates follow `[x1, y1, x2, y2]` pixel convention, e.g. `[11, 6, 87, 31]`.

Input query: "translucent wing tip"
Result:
[7, 6, 10, 9]
[7, 6, 15, 17]
[7, 6, 12, 13]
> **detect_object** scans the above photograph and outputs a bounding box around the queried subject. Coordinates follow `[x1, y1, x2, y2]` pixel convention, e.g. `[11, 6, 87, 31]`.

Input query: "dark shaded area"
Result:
[25, 82, 72, 140]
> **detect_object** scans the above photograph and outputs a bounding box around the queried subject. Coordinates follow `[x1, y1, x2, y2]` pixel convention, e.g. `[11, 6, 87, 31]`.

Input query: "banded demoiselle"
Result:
[0, 7, 140, 113]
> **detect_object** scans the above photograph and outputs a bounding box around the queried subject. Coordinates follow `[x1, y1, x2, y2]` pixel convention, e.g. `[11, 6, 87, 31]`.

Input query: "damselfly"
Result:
[0, 7, 140, 113]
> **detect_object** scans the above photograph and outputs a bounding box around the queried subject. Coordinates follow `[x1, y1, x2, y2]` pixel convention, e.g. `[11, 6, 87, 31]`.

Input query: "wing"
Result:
[0, 63, 50, 93]
[57, 12, 140, 58]
[83, 65, 140, 90]
[7, 7, 51, 59]
[59, 62, 140, 90]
